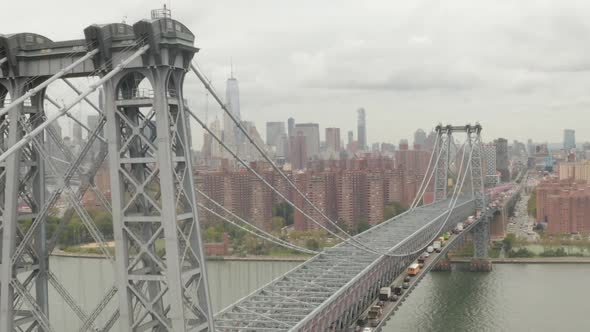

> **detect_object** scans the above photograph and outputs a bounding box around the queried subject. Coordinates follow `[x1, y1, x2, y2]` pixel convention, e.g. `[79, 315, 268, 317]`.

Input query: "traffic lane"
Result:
[349, 221, 479, 331]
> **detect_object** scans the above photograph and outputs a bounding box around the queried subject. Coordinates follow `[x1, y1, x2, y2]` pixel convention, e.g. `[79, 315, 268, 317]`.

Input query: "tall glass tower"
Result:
[224, 70, 242, 148]
[357, 107, 367, 151]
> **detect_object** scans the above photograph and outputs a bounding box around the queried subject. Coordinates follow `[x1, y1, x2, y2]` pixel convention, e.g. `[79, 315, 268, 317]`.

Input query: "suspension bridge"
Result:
[0, 11, 516, 332]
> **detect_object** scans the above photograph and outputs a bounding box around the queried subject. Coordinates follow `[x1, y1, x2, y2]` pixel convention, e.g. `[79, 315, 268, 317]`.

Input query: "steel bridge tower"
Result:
[433, 125, 452, 202]
[467, 124, 492, 271]
[431, 124, 491, 271]
[0, 14, 214, 331]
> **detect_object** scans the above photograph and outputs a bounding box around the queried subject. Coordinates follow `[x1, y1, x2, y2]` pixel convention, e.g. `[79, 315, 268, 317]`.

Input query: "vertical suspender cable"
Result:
[409, 133, 441, 209]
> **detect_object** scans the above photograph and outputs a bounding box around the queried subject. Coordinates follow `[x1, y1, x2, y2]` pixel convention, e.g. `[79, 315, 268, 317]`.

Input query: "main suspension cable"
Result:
[389, 140, 472, 257]
[185, 106, 406, 257]
[409, 133, 441, 210]
[196, 188, 317, 255]
[190, 62, 409, 256]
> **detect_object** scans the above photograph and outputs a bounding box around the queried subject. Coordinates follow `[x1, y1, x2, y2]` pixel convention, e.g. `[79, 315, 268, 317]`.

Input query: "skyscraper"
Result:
[483, 143, 498, 186]
[289, 132, 308, 170]
[295, 123, 320, 157]
[495, 138, 509, 182]
[564, 129, 576, 151]
[347, 131, 354, 146]
[357, 108, 367, 151]
[224, 72, 241, 148]
[72, 121, 82, 144]
[287, 117, 295, 137]
[414, 129, 427, 149]
[266, 122, 285, 147]
[209, 117, 223, 158]
[276, 133, 289, 158]
[87, 115, 102, 137]
[325, 128, 341, 153]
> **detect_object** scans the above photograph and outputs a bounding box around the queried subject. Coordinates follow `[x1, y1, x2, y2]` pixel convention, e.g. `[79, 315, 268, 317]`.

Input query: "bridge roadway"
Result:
[214, 197, 475, 331]
[350, 208, 491, 331]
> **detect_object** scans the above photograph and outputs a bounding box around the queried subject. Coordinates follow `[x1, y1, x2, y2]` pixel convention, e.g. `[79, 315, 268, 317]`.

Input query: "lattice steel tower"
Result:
[0, 13, 214, 332]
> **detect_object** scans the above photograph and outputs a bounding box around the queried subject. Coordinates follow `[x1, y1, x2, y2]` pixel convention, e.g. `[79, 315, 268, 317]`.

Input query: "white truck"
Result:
[433, 241, 442, 253]
[379, 287, 391, 301]
[456, 222, 464, 232]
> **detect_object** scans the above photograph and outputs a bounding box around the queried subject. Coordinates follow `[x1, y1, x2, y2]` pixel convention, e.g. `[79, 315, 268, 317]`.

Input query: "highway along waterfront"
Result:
[48, 256, 590, 332]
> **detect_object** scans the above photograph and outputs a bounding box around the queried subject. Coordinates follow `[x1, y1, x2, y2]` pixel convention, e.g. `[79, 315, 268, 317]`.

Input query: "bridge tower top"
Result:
[0, 14, 198, 78]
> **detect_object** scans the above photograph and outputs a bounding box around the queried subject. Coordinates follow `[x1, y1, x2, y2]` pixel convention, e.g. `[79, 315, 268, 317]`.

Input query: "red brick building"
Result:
[195, 150, 431, 232]
[204, 233, 231, 256]
[536, 178, 590, 234]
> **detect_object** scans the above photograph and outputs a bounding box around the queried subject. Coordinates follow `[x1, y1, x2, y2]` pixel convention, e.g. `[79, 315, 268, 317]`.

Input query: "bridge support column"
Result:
[471, 217, 492, 272]
[432, 254, 452, 271]
[0, 80, 50, 331]
[103, 65, 213, 330]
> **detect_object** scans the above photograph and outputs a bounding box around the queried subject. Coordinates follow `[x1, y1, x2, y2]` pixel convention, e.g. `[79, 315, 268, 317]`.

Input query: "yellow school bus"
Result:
[407, 263, 421, 276]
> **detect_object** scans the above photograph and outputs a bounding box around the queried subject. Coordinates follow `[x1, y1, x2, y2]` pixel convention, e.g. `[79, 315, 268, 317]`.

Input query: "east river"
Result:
[47, 256, 590, 331]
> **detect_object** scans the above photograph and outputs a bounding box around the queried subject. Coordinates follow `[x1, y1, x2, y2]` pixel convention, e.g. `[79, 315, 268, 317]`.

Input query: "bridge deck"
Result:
[214, 198, 474, 331]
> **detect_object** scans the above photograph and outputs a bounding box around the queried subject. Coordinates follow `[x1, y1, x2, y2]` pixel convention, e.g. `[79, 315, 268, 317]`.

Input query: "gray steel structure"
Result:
[214, 124, 489, 331]
[214, 198, 475, 331]
[0, 16, 213, 332]
[372, 204, 502, 330]
[433, 125, 452, 202]
[0, 10, 493, 331]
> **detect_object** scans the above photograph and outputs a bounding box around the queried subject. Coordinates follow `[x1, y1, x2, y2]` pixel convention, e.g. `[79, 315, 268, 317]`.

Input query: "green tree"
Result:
[357, 219, 371, 234]
[305, 238, 320, 251]
[503, 233, 516, 252]
[203, 226, 223, 242]
[508, 248, 534, 258]
[527, 190, 537, 217]
[273, 202, 294, 226]
[243, 235, 266, 255]
[383, 201, 407, 220]
[269, 216, 286, 232]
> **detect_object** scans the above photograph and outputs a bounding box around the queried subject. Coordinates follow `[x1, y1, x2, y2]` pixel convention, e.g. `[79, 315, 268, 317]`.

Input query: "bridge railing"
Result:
[116, 88, 154, 100]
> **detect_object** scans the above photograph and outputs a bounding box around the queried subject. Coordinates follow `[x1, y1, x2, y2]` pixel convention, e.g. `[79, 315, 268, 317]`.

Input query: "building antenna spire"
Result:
[230, 57, 234, 79]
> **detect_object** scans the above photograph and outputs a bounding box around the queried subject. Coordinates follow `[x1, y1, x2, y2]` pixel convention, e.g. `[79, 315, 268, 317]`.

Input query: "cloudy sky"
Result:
[4, 0, 590, 147]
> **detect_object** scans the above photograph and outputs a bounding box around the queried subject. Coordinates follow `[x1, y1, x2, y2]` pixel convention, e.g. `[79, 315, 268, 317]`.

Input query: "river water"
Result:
[47, 257, 590, 331]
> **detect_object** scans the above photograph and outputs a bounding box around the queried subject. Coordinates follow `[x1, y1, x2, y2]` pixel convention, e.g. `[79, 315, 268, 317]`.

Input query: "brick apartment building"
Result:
[195, 150, 430, 232]
[536, 177, 590, 234]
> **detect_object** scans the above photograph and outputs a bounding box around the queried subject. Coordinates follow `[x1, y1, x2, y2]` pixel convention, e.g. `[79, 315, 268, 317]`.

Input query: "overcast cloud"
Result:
[4, 0, 590, 146]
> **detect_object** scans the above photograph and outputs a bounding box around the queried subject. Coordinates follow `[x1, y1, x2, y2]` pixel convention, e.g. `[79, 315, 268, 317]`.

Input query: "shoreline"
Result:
[449, 257, 590, 264]
[51, 250, 310, 262]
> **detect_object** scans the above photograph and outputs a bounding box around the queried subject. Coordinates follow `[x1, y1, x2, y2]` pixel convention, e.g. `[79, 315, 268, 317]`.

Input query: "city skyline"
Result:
[6, 1, 590, 146]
